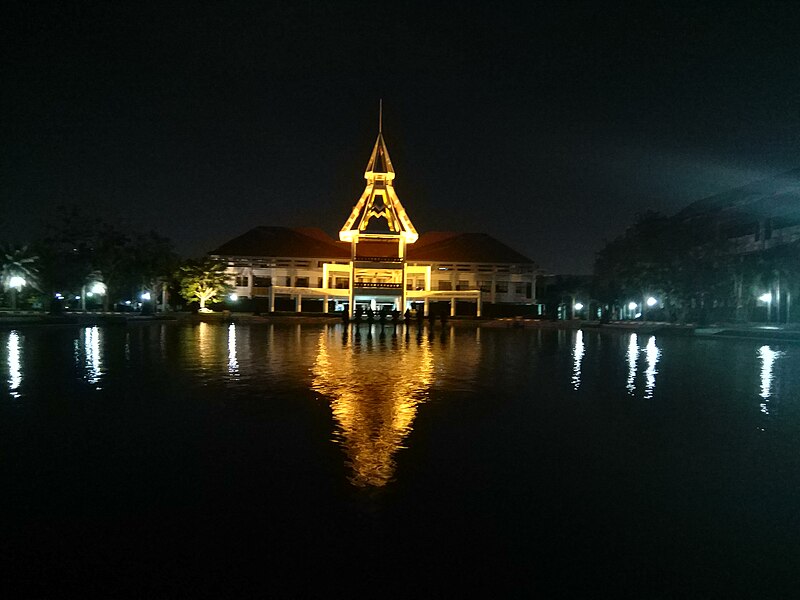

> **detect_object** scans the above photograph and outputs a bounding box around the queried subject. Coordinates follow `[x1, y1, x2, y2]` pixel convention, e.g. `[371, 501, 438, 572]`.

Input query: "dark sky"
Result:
[3, 1, 800, 273]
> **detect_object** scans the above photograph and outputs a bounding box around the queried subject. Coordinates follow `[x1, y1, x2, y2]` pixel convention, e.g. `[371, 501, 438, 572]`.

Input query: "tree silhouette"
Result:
[0, 244, 40, 310]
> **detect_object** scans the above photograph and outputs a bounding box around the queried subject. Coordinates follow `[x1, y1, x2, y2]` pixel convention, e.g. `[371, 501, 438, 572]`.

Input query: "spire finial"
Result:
[379, 99, 383, 133]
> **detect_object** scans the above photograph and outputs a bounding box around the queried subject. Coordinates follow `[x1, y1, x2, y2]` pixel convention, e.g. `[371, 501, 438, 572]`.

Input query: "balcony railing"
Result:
[354, 282, 403, 289]
[355, 256, 403, 263]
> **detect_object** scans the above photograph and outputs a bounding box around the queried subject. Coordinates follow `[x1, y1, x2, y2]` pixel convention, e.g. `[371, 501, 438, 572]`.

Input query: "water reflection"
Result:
[643, 336, 660, 399]
[312, 328, 436, 487]
[624, 334, 660, 398]
[196, 322, 215, 371]
[228, 324, 238, 376]
[84, 326, 103, 388]
[758, 345, 782, 414]
[626, 334, 638, 394]
[572, 330, 584, 390]
[7, 331, 22, 398]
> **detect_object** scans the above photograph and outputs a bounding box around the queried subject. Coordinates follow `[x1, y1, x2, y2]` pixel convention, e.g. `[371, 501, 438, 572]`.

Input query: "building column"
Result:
[323, 295, 329, 313]
[477, 295, 482, 318]
[269, 287, 275, 313]
[348, 261, 355, 319]
[424, 297, 429, 317]
[296, 293, 302, 313]
[401, 263, 407, 313]
[450, 297, 456, 317]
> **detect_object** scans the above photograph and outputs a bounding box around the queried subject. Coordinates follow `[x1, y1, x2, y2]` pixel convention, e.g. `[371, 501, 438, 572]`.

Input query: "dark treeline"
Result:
[1, 206, 183, 312]
[543, 210, 800, 324]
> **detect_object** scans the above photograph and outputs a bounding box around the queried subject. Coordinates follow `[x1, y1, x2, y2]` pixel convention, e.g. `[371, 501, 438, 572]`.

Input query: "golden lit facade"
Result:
[213, 118, 541, 317]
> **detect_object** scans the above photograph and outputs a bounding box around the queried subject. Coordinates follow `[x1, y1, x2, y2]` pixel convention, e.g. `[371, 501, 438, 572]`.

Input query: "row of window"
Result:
[236, 275, 531, 296]
[228, 257, 535, 274]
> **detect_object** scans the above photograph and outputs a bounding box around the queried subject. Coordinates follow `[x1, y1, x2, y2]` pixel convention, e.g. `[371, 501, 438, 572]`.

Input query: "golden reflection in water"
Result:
[84, 326, 102, 388]
[7, 331, 22, 398]
[758, 345, 782, 414]
[196, 321, 215, 370]
[311, 329, 435, 487]
[643, 336, 660, 399]
[572, 330, 585, 390]
[228, 323, 239, 375]
[626, 333, 638, 394]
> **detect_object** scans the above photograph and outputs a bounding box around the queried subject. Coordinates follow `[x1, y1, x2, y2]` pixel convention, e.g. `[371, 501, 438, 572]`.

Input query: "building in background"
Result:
[211, 119, 541, 317]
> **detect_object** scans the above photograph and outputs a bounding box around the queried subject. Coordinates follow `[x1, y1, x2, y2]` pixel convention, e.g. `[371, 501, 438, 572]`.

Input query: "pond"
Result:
[2, 322, 798, 597]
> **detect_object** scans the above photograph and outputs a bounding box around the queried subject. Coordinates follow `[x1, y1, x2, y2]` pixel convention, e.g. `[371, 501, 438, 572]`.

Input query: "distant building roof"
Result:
[211, 226, 349, 259]
[679, 167, 800, 220]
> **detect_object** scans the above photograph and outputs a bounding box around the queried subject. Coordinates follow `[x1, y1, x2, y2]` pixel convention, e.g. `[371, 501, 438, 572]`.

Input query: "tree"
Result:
[37, 205, 180, 312]
[177, 258, 232, 311]
[0, 244, 40, 310]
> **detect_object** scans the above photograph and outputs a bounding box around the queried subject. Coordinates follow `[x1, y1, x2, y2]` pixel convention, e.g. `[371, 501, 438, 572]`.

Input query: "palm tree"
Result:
[177, 258, 233, 311]
[0, 244, 40, 310]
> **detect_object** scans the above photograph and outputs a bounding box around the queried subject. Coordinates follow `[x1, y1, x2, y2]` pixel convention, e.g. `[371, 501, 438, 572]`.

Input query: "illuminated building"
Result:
[211, 116, 540, 317]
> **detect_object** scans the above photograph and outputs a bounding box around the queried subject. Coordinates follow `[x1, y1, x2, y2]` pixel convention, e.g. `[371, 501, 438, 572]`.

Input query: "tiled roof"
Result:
[210, 227, 350, 259]
[211, 227, 535, 265]
[408, 232, 535, 264]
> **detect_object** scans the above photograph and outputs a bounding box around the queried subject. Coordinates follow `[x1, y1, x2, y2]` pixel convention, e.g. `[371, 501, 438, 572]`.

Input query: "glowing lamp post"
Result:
[140, 291, 153, 315]
[8, 276, 25, 310]
[574, 302, 584, 319]
[82, 281, 106, 312]
[646, 296, 658, 307]
[627, 301, 638, 320]
[759, 292, 773, 322]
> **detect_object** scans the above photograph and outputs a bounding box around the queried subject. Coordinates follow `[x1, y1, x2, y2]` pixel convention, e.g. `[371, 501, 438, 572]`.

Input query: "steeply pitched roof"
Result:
[365, 132, 394, 174]
[211, 226, 349, 259]
[408, 232, 535, 265]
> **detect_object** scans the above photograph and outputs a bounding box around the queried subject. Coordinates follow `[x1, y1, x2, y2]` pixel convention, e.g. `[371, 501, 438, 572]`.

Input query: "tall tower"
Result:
[340, 106, 417, 318]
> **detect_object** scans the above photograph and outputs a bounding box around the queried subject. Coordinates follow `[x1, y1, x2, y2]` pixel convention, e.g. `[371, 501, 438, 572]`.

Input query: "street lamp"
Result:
[82, 278, 106, 312]
[759, 292, 772, 322]
[229, 293, 238, 302]
[646, 296, 658, 307]
[7, 276, 26, 311]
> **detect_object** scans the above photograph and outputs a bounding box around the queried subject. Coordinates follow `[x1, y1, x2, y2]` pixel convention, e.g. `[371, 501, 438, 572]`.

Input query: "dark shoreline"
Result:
[2, 311, 799, 342]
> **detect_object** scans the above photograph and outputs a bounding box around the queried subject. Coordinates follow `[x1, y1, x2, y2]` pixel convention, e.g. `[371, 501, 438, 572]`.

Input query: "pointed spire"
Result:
[339, 106, 418, 244]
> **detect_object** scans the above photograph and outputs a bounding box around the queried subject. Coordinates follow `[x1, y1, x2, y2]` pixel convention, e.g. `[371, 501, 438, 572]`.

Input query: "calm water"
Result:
[2, 322, 799, 597]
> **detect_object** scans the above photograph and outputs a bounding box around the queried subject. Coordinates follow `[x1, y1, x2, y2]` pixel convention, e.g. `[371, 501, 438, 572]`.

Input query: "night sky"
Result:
[3, 2, 800, 273]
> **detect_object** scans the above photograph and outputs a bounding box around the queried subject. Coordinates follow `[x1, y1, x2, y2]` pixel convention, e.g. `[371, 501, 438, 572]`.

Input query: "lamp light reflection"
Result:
[758, 345, 781, 414]
[644, 336, 660, 399]
[228, 323, 238, 375]
[8, 331, 22, 398]
[572, 330, 584, 389]
[84, 326, 102, 387]
[626, 333, 638, 394]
